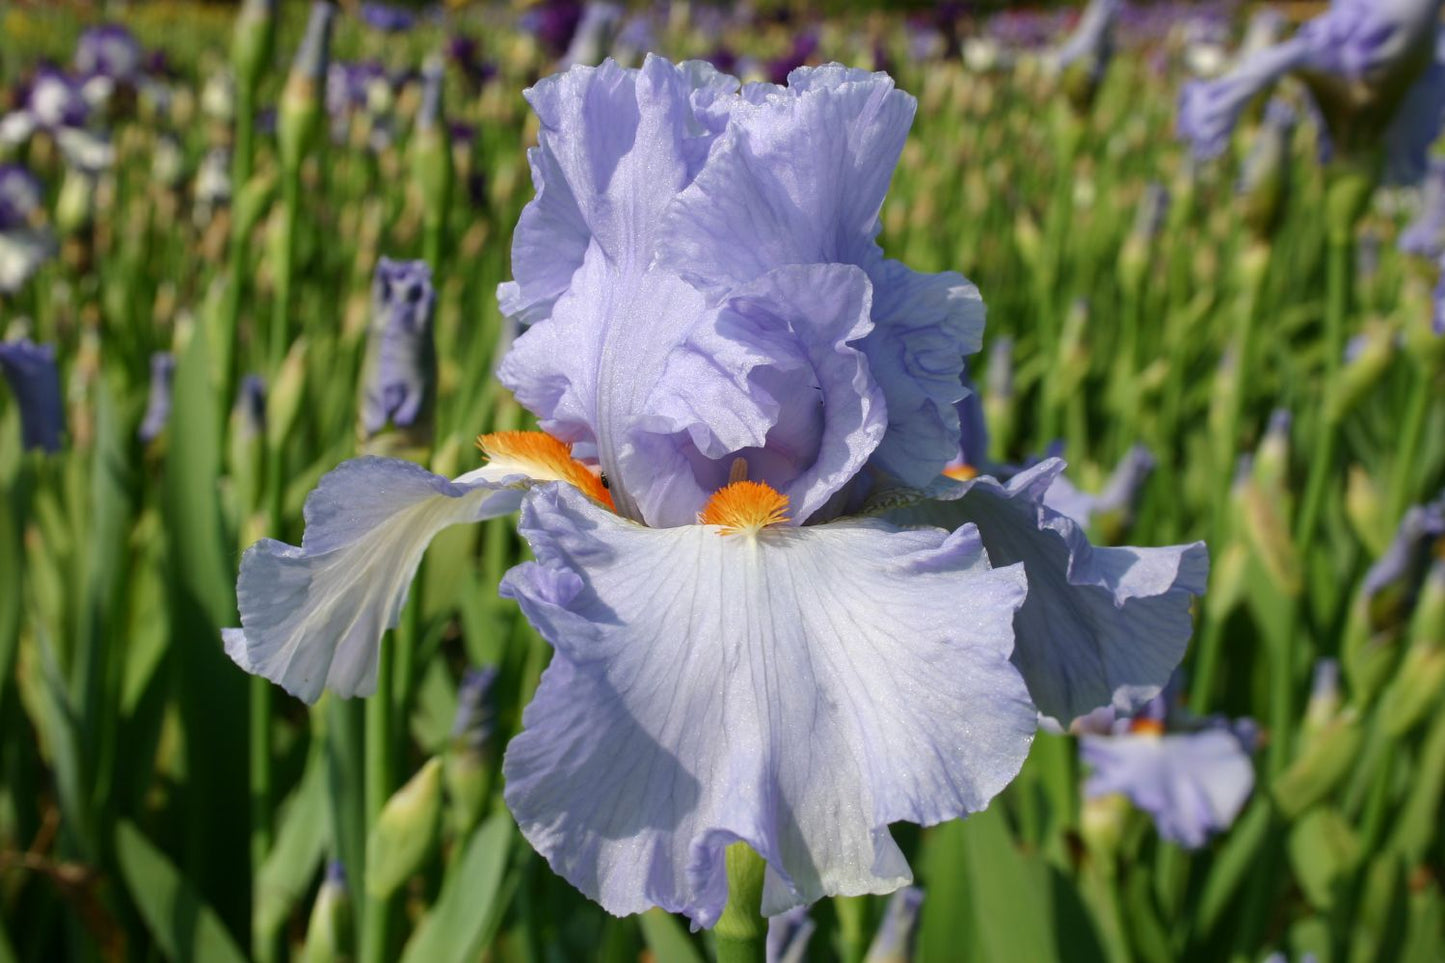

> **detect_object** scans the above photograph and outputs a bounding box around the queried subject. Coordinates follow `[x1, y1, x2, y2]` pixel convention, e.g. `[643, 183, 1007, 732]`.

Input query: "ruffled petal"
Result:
[501, 485, 1034, 926]
[859, 260, 984, 488]
[498, 242, 710, 522]
[890, 459, 1208, 725]
[1081, 729, 1254, 849]
[633, 262, 886, 526]
[657, 65, 915, 299]
[499, 56, 738, 326]
[224, 457, 528, 703]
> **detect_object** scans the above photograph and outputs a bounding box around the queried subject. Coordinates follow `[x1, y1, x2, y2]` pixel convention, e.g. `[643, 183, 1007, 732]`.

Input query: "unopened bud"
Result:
[301, 861, 351, 963]
[1272, 711, 1363, 817]
[864, 887, 924, 963]
[266, 337, 309, 451]
[365, 758, 444, 899]
[231, 0, 278, 97]
[412, 55, 452, 233]
[1327, 322, 1395, 424]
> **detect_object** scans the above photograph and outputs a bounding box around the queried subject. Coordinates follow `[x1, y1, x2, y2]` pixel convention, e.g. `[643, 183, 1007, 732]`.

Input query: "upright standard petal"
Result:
[657, 68, 982, 489]
[224, 457, 528, 703]
[658, 65, 915, 295]
[501, 485, 1034, 927]
[891, 459, 1208, 725]
[498, 56, 737, 326]
[498, 243, 710, 522]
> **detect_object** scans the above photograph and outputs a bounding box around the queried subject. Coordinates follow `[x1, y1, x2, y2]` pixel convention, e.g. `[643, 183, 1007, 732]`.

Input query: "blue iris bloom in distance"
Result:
[226, 57, 1206, 926]
[1179, 0, 1445, 183]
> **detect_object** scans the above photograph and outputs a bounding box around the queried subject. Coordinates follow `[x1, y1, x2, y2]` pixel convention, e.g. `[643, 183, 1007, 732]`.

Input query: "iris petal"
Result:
[891, 459, 1208, 725]
[501, 485, 1034, 926]
[224, 457, 530, 703]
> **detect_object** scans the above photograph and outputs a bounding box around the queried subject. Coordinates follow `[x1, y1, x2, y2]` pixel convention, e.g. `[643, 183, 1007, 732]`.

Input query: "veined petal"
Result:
[890, 459, 1209, 725]
[501, 485, 1034, 926]
[499, 56, 738, 327]
[224, 457, 529, 703]
[498, 242, 709, 522]
[657, 65, 915, 298]
[634, 263, 886, 526]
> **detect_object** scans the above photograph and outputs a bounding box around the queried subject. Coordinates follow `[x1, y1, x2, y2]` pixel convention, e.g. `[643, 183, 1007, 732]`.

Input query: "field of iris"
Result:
[1, 1, 1443, 962]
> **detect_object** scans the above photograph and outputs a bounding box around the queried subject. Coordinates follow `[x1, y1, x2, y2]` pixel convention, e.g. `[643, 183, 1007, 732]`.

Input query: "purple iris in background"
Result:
[0, 68, 89, 143]
[359, 257, 436, 439]
[1079, 689, 1256, 849]
[359, 2, 416, 33]
[1179, 0, 1445, 183]
[0, 339, 64, 453]
[225, 57, 1206, 925]
[0, 164, 55, 294]
[1401, 159, 1445, 260]
[75, 24, 143, 84]
[521, 0, 585, 59]
[561, 1, 623, 68]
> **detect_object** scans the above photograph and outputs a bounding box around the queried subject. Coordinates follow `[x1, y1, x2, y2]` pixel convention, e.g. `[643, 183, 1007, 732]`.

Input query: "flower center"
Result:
[698, 480, 791, 535]
[476, 430, 613, 509]
[1128, 718, 1166, 737]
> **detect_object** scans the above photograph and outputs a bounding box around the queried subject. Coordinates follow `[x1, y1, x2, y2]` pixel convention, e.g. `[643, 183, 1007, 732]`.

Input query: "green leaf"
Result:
[114, 820, 249, 963]
[639, 908, 702, 963]
[399, 810, 515, 963]
[255, 744, 328, 941]
[959, 806, 1061, 963]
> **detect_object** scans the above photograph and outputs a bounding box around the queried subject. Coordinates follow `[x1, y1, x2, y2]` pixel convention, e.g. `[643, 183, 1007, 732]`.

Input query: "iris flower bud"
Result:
[0, 339, 64, 452]
[365, 757, 444, 899]
[358, 258, 436, 454]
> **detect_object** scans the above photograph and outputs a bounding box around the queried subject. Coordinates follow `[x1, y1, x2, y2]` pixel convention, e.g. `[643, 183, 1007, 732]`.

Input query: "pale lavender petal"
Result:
[860, 260, 985, 488]
[891, 459, 1208, 724]
[224, 457, 528, 703]
[498, 245, 709, 522]
[498, 57, 737, 327]
[864, 886, 924, 963]
[658, 65, 915, 297]
[501, 485, 1035, 926]
[634, 263, 886, 526]
[1081, 728, 1254, 848]
[767, 906, 815, 963]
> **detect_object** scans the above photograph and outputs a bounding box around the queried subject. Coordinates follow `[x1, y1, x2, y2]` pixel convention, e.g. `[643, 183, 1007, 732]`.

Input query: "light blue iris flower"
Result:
[225, 57, 1206, 925]
[1079, 692, 1256, 849]
[1179, 0, 1445, 182]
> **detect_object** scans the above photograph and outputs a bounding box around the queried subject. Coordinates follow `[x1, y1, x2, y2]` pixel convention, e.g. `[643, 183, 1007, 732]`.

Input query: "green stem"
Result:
[270, 172, 301, 374]
[834, 895, 869, 963]
[713, 844, 766, 963]
[1188, 597, 1229, 713]
[362, 647, 396, 963]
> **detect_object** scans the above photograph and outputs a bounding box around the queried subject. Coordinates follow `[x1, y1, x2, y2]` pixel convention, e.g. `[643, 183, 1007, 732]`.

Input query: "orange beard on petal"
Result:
[698, 480, 791, 536]
[475, 430, 614, 510]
